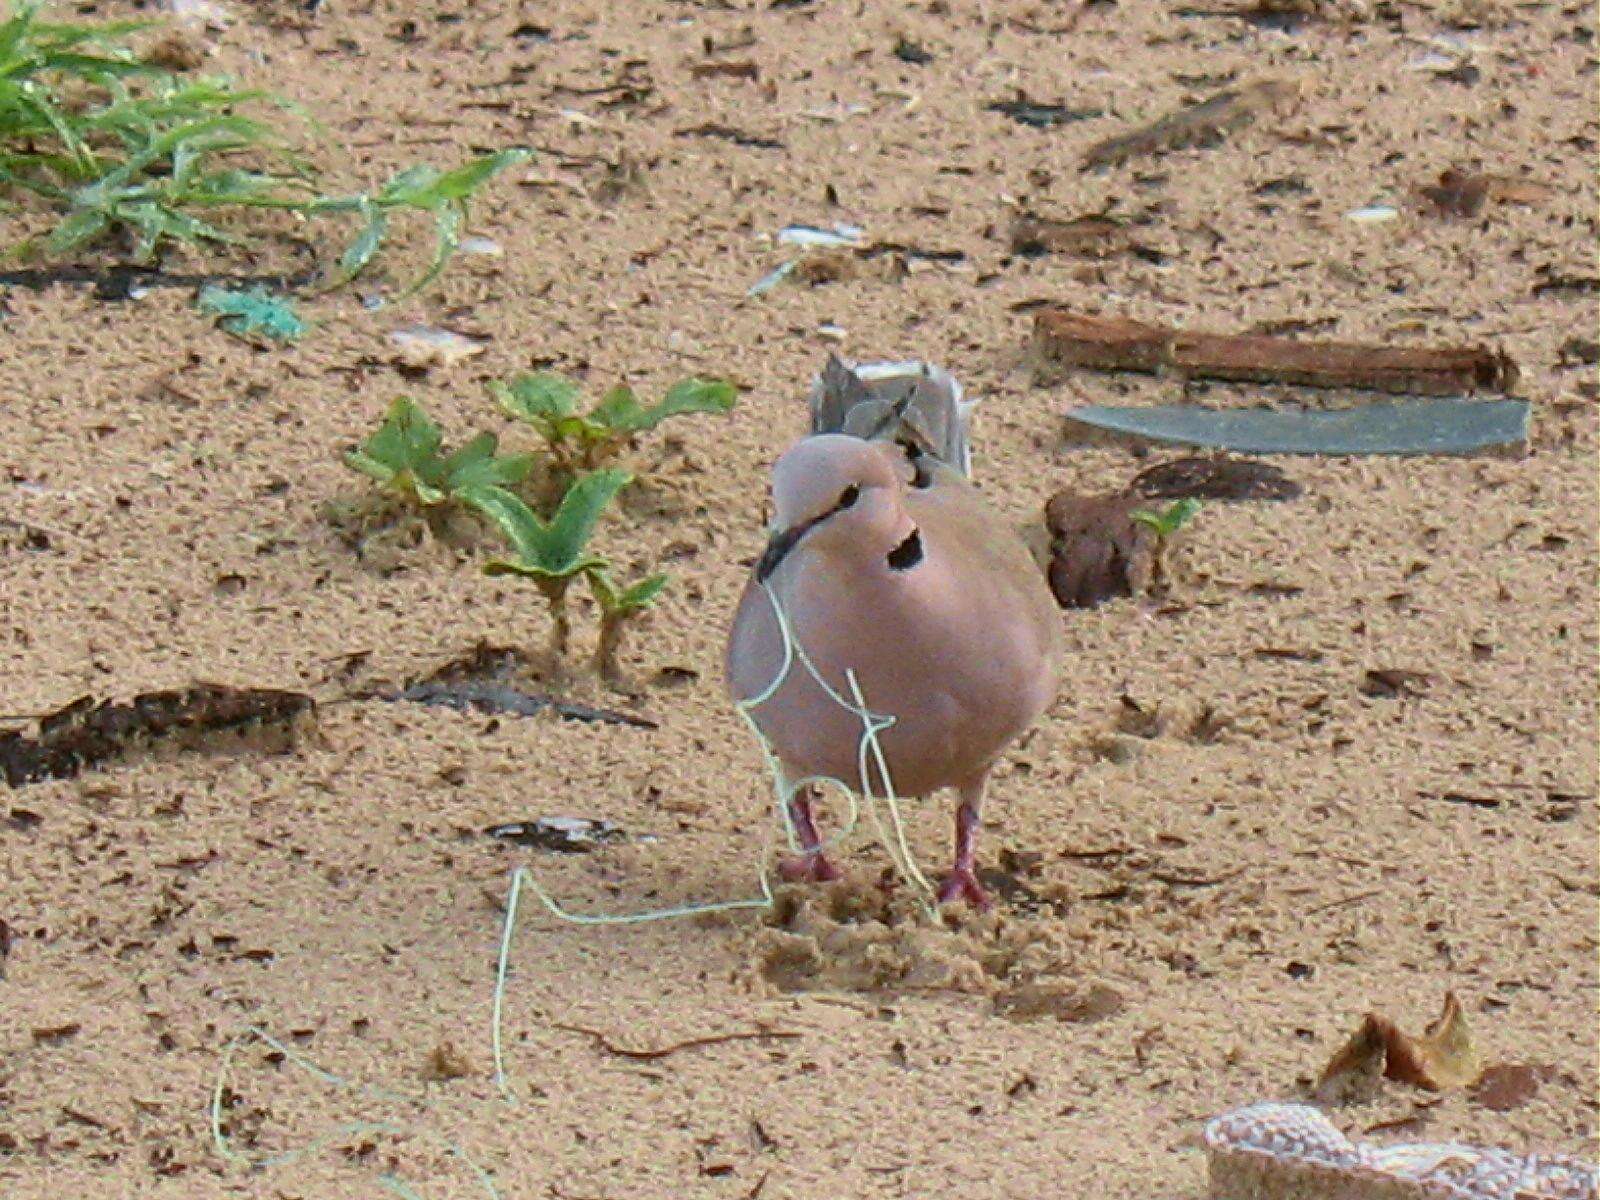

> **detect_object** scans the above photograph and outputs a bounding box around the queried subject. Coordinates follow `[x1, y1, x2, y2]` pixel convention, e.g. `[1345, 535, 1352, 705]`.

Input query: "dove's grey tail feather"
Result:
[808, 354, 977, 478]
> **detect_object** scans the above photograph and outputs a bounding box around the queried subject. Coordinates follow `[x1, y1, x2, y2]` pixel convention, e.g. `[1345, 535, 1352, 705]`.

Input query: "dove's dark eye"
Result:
[836, 484, 860, 510]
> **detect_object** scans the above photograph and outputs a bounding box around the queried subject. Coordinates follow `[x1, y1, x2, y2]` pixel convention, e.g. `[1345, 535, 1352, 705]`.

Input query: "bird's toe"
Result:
[935, 866, 991, 910]
[779, 852, 842, 884]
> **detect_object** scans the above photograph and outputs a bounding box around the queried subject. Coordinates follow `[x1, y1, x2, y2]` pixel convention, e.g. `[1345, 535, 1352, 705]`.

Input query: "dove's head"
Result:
[756, 434, 914, 582]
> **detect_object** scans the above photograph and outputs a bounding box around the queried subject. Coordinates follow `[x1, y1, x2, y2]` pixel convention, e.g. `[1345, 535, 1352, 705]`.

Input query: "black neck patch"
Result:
[887, 527, 924, 571]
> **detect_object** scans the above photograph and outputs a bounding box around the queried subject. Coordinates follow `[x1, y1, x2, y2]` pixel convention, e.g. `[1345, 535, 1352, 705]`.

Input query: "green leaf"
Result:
[493, 372, 581, 427]
[607, 376, 739, 434]
[1130, 498, 1202, 538]
[650, 376, 738, 422]
[332, 200, 387, 284]
[586, 568, 669, 616]
[343, 449, 398, 487]
[587, 383, 646, 432]
[418, 148, 530, 204]
[482, 467, 629, 579]
[355, 396, 445, 484]
[403, 197, 460, 295]
[440, 432, 535, 491]
[43, 207, 108, 253]
[374, 162, 442, 206]
[616, 573, 669, 610]
[454, 483, 535, 543]
[437, 429, 496, 478]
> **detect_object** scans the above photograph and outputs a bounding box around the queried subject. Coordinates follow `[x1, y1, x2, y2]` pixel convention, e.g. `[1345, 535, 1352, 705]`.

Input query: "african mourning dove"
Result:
[725, 356, 1061, 907]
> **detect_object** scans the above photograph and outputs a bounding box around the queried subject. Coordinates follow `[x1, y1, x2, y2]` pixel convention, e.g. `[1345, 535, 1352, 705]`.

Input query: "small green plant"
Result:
[1131, 498, 1201, 586]
[0, 3, 526, 290]
[339, 369, 734, 679]
[344, 396, 534, 521]
[480, 468, 632, 661]
[305, 150, 530, 293]
[1131, 498, 1202, 540]
[491, 372, 737, 477]
[586, 568, 668, 684]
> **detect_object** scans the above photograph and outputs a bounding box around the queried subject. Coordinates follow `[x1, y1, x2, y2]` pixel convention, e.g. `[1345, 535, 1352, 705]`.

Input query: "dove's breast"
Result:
[726, 506, 1059, 799]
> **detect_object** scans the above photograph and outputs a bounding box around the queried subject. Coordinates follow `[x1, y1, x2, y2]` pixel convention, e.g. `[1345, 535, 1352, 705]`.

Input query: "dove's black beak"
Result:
[755, 521, 811, 583]
[755, 482, 863, 583]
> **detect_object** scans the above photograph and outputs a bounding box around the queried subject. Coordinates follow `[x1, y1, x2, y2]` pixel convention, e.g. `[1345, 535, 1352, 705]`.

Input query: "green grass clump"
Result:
[0, 2, 526, 291]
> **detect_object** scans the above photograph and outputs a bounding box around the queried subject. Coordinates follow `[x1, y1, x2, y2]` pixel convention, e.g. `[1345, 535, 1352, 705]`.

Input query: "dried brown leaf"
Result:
[1359, 668, 1431, 699]
[1316, 992, 1483, 1105]
[1082, 77, 1301, 169]
[1130, 455, 1301, 502]
[1010, 213, 1129, 258]
[423, 1041, 473, 1081]
[691, 59, 760, 80]
[1421, 169, 1492, 217]
[32, 1022, 82, 1044]
[1385, 992, 1480, 1088]
[1420, 169, 1553, 218]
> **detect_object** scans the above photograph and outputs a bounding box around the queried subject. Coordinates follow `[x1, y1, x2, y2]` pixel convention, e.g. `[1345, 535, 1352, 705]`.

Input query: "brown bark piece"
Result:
[1033, 308, 1520, 395]
[1082, 78, 1301, 169]
[1, 685, 315, 787]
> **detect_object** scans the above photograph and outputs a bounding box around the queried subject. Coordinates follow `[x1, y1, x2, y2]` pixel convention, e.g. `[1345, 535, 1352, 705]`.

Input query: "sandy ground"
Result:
[2, 1, 1596, 1197]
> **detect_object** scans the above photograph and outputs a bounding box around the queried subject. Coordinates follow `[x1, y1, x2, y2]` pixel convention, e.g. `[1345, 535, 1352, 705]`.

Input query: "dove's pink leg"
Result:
[936, 780, 991, 909]
[779, 788, 841, 883]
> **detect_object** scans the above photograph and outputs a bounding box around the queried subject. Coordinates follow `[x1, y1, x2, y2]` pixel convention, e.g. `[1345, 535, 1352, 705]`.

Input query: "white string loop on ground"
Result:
[490, 579, 938, 1098]
[209, 1025, 500, 1198]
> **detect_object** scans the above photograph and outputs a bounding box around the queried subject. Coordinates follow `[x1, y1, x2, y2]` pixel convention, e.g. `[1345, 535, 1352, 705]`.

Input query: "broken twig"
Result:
[1034, 308, 1519, 395]
[1082, 78, 1299, 169]
[552, 1023, 800, 1060]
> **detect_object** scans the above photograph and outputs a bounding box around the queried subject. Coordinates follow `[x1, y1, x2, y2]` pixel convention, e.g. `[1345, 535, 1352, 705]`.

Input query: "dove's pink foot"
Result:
[936, 792, 992, 909]
[779, 791, 840, 884]
[936, 864, 991, 909]
[780, 851, 842, 883]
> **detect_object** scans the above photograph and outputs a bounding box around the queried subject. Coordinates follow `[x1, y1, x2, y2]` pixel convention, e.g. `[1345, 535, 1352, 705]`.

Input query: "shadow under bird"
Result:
[725, 356, 1061, 908]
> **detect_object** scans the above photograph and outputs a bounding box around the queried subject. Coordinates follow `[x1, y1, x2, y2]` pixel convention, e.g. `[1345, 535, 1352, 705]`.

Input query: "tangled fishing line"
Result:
[492, 579, 939, 1097]
[208, 581, 936, 1191]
